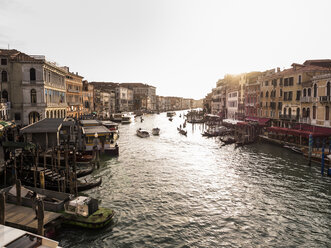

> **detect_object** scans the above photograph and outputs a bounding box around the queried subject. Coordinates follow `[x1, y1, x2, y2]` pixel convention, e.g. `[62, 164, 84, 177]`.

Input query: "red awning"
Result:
[245, 117, 271, 126]
[267, 126, 329, 138]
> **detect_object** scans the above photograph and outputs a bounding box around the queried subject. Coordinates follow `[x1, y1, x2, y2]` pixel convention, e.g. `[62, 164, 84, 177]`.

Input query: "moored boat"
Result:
[152, 128, 160, 135]
[121, 114, 132, 124]
[167, 111, 176, 117]
[177, 127, 187, 136]
[110, 113, 123, 122]
[137, 128, 150, 138]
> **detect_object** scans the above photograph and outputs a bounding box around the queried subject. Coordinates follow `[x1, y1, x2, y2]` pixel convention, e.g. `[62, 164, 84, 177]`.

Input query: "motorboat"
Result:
[137, 128, 150, 138]
[121, 114, 132, 124]
[167, 111, 176, 117]
[177, 127, 187, 136]
[111, 113, 123, 122]
[152, 128, 160, 135]
[0, 224, 61, 247]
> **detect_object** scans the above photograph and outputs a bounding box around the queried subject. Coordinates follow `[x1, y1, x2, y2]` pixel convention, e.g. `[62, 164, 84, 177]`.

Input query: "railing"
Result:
[299, 117, 311, 124]
[279, 114, 299, 121]
[300, 96, 312, 103]
[67, 88, 80, 93]
[319, 95, 331, 103]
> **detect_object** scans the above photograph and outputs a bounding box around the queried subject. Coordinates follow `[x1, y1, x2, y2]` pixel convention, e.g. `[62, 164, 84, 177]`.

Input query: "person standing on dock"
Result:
[31, 191, 40, 219]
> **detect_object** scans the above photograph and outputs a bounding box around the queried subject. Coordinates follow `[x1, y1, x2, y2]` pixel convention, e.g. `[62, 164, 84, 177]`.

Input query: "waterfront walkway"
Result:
[4, 203, 61, 233]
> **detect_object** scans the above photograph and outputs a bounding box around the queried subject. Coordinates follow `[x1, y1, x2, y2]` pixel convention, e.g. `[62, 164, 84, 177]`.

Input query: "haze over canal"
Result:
[57, 112, 331, 247]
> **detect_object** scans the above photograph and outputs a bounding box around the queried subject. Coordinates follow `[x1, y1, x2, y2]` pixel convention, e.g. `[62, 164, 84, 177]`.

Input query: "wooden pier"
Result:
[3, 203, 62, 234]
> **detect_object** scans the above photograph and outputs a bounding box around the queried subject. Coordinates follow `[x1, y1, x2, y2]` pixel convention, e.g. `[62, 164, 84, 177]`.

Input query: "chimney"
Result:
[277, 67, 280, 73]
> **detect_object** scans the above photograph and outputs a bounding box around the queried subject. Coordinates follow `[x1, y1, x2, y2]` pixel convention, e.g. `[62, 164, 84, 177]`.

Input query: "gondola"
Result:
[177, 127, 187, 136]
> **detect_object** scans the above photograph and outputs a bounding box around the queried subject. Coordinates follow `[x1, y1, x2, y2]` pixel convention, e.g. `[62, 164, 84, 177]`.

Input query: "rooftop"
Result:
[20, 118, 64, 134]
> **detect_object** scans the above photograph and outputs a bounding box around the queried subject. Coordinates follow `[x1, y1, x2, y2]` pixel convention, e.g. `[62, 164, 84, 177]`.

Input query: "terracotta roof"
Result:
[0, 49, 44, 63]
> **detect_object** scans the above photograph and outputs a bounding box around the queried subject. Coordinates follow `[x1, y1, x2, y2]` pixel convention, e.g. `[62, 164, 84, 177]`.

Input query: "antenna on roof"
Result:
[8, 44, 9, 50]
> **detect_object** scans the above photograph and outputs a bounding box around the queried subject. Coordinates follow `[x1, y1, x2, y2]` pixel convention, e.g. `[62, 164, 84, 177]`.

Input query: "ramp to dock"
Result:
[4, 203, 62, 233]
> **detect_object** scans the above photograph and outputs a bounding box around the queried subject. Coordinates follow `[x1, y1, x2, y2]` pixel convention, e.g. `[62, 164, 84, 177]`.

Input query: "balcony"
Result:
[300, 96, 312, 103]
[279, 114, 299, 121]
[299, 117, 311, 124]
[319, 96, 331, 103]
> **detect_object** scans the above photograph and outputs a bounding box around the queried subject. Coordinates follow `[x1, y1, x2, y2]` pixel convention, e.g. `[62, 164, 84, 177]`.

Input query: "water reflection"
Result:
[57, 111, 331, 248]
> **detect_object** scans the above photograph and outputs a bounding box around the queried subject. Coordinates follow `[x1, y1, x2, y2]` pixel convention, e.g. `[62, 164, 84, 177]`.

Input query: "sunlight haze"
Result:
[1, 0, 330, 99]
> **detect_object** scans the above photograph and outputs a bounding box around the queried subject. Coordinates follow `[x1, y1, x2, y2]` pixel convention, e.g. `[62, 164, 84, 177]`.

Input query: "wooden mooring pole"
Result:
[37, 199, 44, 236]
[16, 179, 21, 206]
[0, 192, 5, 225]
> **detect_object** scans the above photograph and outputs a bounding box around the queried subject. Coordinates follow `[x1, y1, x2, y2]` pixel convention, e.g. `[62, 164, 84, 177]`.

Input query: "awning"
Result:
[266, 126, 328, 138]
[245, 117, 271, 126]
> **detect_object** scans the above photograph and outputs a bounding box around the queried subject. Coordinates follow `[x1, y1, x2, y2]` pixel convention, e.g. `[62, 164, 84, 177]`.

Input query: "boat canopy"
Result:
[80, 120, 101, 127]
[82, 126, 112, 136]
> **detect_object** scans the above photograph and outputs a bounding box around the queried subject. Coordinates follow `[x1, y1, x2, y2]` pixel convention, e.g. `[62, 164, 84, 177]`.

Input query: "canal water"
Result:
[57, 112, 331, 248]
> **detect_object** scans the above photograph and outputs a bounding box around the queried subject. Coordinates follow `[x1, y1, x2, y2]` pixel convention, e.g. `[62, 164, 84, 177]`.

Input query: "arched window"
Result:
[313, 84, 317, 98]
[308, 88, 311, 97]
[288, 107, 292, 117]
[307, 108, 310, 118]
[50, 111, 53, 118]
[31, 89, 37, 103]
[296, 108, 300, 118]
[266, 91, 269, 98]
[1, 71, 8, 82]
[313, 106, 316, 119]
[1, 90, 8, 102]
[283, 108, 287, 115]
[46, 111, 49, 118]
[57, 110, 60, 118]
[302, 108, 306, 118]
[28, 112, 40, 124]
[326, 106, 329, 120]
[303, 88, 307, 97]
[327, 82, 331, 97]
[30, 68, 36, 81]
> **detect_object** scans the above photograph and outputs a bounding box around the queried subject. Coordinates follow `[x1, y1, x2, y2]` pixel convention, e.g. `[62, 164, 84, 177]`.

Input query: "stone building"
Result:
[0, 49, 67, 125]
[63, 67, 83, 118]
[120, 83, 156, 111]
[82, 81, 94, 115]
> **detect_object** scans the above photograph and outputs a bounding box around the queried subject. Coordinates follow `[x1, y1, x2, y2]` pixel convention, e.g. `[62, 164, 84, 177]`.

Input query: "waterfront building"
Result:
[120, 83, 156, 111]
[0, 49, 67, 126]
[94, 89, 111, 119]
[211, 79, 227, 118]
[63, 67, 83, 118]
[115, 85, 133, 112]
[244, 73, 261, 118]
[259, 61, 331, 128]
[82, 81, 94, 115]
[203, 92, 213, 113]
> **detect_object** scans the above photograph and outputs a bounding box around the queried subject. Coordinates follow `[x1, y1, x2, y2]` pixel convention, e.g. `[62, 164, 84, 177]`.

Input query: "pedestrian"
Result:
[31, 191, 39, 219]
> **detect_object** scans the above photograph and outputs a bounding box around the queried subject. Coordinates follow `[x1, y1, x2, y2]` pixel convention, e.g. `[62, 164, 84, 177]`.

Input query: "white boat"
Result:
[137, 128, 150, 138]
[111, 113, 123, 122]
[167, 111, 176, 117]
[121, 114, 132, 124]
[0, 224, 61, 248]
[152, 128, 160, 135]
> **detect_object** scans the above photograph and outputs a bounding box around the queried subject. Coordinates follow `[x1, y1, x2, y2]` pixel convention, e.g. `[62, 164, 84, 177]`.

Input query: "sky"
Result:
[1, 0, 331, 99]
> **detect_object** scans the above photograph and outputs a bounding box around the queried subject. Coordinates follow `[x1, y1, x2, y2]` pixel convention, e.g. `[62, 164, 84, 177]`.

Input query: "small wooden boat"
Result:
[152, 128, 160, 135]
[167, 111, 176, 117]
[177, 127, 187, 136]
[137, 128, 150, 138]
[169, 117, 173, 121]
[220, 136, 236, 146]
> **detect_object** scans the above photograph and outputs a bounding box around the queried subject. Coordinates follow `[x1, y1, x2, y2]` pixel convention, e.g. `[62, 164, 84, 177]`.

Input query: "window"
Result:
[288, 91, 293, 100]
[283, 108, 287, 115]
[30, 68, 36, 81]
[326, 106, 329, 120]
[2, 90, 8, 102]
[289, 77, 294, 86]
[279, 78, 283, 86]
[284, 78, 289, 86]
[280, 89, 282, 97]
[308, 88, 311, 97]
[298, 75, 302, 84]
[327, 82, 331, 97]
[313, 84, 317, 98]
[265, 81, 269, 86]
[31, 89, 37, 103]
[1, 71, 8, 82]
[303, 88, 307, 97]
[288, 107, 292, 117]
[266, 91, 269, 98]
[284, 92, 288, 101]
[296, 90, 301, 100]
[14, 113, 21, 120]
[260, 92, 263, 98]
[313, 106, 316, 119]
[306, 108, 310, 118]
[1, 58, 7, 65]
[296, 108, 300, 118]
